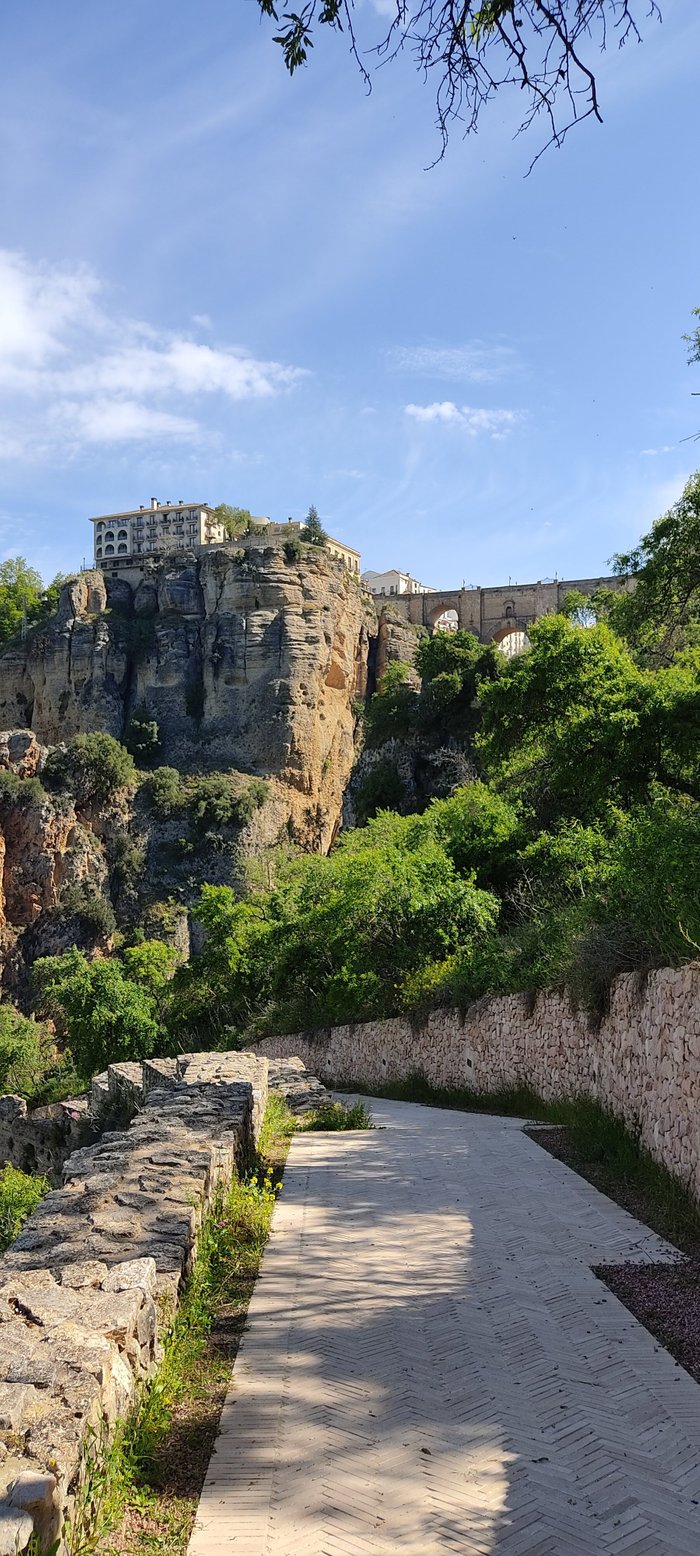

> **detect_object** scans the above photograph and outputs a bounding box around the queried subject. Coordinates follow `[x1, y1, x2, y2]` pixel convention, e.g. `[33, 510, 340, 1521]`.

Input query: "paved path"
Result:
[189, 1100, 700, 1555]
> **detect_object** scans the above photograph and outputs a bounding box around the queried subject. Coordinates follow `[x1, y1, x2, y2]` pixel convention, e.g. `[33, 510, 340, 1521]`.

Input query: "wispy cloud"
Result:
[0, 250, 305, 458]
[640, 445, 677, 457]
[405, 401, 521, 438]
[391, 343, 520, 383]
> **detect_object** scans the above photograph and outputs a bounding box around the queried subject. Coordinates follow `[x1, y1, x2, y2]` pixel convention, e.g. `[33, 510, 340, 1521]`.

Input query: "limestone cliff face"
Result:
[0, 547, 379, 851]
[0, 732, 110, 985]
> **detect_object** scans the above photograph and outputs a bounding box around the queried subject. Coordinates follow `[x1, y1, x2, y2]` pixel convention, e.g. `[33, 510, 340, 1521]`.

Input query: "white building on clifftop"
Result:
[90, 497, 226, 572]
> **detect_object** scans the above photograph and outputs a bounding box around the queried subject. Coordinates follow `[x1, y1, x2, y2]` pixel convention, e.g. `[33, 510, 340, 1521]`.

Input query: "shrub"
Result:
[143, 765, 182, 817]
[283, 538, 303, 563]
[43, 733, 136, 808]
[124, 707, 161, 763]
[0, 772, 46, 809]
[0, 1165, 49, 1253]
[111, 836, 146, 898]
[189, 775, 269, 835]
[58, 884, 117, 940]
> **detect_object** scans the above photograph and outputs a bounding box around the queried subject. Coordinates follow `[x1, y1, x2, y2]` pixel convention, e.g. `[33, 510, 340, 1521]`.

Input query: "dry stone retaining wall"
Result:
[0, 1050, 324, 1554]
[256, 962, 700, 1197]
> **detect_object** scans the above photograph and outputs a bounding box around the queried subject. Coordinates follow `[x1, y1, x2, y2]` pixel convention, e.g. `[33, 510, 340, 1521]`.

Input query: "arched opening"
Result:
[105, 544, 115, 556]
[493, 623, 530, 659]
[117, 543, 128, 554]
[118, 529, 128, 540]
[105, 531, 115, 543]
[96, 546, 103, 559]
[432, 608, 459, 634]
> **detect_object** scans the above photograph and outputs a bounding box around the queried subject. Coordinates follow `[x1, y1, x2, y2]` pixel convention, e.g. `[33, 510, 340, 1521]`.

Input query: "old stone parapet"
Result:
[256, 962, 700, 1201]
[0, 1049, 325, 1553]
[0, 1094, 90, 1183]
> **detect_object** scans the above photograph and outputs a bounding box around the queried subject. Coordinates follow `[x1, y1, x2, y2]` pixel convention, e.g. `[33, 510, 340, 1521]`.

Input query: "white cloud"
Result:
[391, 343, 520, 383]
[0, 249, 305, 460]
[60, 400, 201, 445]
[405, 402, 521, 438]
[640, 445, 677, 457]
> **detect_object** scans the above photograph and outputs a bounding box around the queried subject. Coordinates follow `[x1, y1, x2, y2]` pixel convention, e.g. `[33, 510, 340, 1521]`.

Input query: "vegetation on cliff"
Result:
[1, 475, 700, 1082]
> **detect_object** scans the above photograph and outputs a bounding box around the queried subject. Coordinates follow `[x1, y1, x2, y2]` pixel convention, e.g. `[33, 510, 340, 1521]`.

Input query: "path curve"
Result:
[189, 1099, 700, 1554]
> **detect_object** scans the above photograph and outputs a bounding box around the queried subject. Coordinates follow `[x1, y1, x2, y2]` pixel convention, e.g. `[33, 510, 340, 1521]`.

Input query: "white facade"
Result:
[91, 498, 225, 568]
[362, 568, 434, 598]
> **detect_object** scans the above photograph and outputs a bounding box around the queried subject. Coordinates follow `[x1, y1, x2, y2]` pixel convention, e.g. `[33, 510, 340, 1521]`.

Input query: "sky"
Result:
[0, 0, 699, 589]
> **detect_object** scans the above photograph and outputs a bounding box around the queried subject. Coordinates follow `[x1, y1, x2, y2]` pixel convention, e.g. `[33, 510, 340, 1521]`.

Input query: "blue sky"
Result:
[1, 0, 699, 589]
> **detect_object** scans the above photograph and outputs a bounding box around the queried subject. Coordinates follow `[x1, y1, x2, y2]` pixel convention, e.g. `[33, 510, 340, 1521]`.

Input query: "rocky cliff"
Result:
[0, 546, 380, 844]
[0, 548, 428, 982]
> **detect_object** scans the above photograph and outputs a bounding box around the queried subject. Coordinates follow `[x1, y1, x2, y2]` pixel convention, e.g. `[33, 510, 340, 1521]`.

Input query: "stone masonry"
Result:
[256, 961, 700, 1198]
[0, 1050, 324, 1554]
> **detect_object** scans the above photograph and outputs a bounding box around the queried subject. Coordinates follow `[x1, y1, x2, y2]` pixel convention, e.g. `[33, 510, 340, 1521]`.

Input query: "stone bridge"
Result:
[390, 573, 626, 645]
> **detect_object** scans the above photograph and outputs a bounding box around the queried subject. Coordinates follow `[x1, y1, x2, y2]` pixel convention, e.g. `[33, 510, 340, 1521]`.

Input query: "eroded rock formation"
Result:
[0, 547, 380, 849]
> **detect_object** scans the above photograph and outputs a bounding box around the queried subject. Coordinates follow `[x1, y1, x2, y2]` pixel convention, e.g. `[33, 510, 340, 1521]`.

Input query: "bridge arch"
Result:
[492, 622, 531, 658]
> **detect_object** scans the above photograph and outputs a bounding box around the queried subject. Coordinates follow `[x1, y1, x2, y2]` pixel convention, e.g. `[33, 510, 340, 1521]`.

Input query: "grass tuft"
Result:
[301, 1099, 374, 1131]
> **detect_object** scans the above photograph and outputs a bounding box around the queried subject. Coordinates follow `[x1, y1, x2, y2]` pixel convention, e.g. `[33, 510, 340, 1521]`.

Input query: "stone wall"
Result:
[0, 1050, 324, 1554]
[256, 962, 700, 1197]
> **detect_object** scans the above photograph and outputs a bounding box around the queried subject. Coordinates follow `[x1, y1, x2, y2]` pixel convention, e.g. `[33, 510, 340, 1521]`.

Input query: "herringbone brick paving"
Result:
[189, 1101, 700, 1554]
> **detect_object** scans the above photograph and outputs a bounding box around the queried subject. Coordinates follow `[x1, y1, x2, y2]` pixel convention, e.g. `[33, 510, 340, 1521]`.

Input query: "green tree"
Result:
[300, 505, 328, 546]
[0, 1005, 56, 1097]
[124, 706, 161, 764]
[363, 661, 420, 746]
[0, 557, 64, 648]
[611, 471, 700, 662]
[43, 733, 137, 808]
[214, 504, 253, 539]
[35, 940, 177, 1079]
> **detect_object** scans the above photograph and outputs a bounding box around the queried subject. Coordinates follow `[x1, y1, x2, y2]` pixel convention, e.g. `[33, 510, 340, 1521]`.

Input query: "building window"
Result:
[105, 531, 115, 543]
[117, 544, 128, 554]
[505, 602, 515, 618]
[96, 547, 102, 559]
[105, 545, 114, 556]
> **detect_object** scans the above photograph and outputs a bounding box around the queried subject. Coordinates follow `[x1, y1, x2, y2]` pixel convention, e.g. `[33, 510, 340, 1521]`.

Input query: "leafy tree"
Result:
[214, 504, 252, 539]
[43, 732, 137, 808]
[143, 766, 183, 817]
[363, 661, 420, 746]
[0, 1005, 56, 1097]
[300, 505, 328, 547]
[257, 0, 659, 161]
[610, 471, 700, 662]
[124, 706, 161, 764]
[476, 614, 679, 826]
[34, 940, 177, 1079]
[0, 558, 64, 648]
[421, 781, 520, 889]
